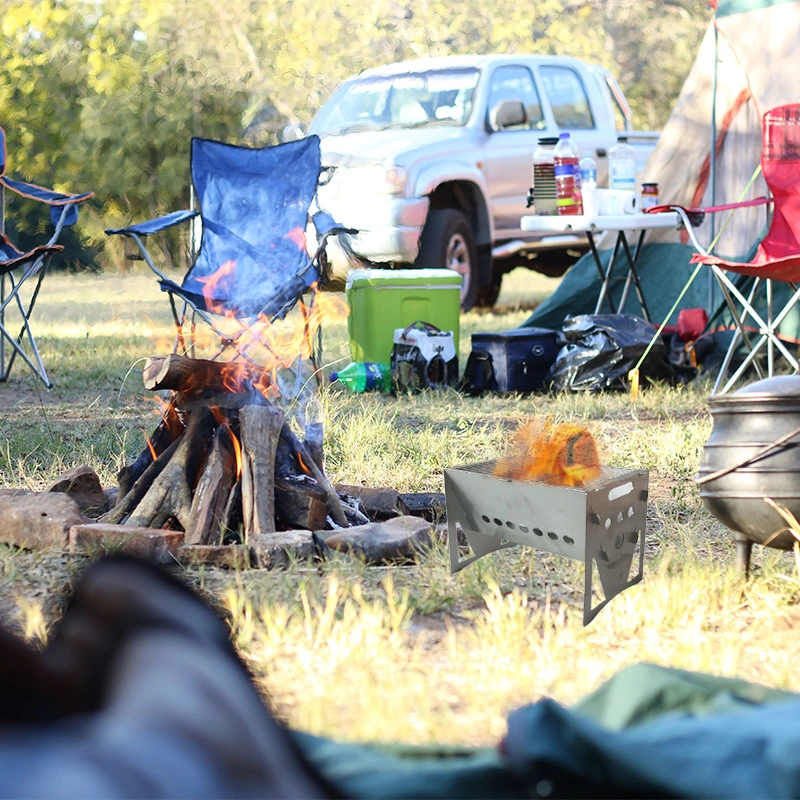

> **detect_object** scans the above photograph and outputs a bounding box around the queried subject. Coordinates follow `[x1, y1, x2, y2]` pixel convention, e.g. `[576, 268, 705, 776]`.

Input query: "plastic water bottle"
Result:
[554, 133, 583, 216]
[329, 362, 391, 392]
[609, 136, 637, 191]
[579, 155, 597, 189]
[529, 136, 559, 215]
[579, 154, 598, 217]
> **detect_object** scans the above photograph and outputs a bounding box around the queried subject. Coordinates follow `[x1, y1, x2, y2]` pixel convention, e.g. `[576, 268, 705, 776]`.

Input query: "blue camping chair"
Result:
[106, 135, 349, 358]
[0, 127, 94, 388]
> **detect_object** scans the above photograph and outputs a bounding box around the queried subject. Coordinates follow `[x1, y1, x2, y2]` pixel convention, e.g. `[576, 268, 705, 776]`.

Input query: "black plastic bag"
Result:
[546, 314, 696, 392]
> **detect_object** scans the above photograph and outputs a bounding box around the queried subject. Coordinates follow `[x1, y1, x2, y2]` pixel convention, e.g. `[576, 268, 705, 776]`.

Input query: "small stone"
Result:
[177, 544, 251, 569]
[69, 523, 184, 564]
[0, 493, 83, 551]
[434, 522, 468, 547]
[397, 492, 447, 522]
[0, 488, 32, 498]
[322, 515, 433, 564]
[334, 484, 400, 520]
[250, 530, 316, 569]
[103, 486, 119, 509]
[48, 465, 108, 518]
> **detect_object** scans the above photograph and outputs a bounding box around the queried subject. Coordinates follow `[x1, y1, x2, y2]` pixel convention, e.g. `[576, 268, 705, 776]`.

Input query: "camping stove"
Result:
[443, 461, 648, 625]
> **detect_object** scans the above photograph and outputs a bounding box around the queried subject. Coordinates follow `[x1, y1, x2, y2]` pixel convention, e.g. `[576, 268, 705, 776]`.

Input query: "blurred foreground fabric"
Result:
[300, 663, 798, 799]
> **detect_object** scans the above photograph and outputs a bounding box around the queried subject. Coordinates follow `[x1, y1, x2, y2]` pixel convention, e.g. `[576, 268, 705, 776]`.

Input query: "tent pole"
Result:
[709, 20, 719, 312]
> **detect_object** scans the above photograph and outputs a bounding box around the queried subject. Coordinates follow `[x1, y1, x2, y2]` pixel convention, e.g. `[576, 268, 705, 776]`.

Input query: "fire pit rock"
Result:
[48, 465, 108, 518]
[250, 530, 319, 569]
[0, 492, 86, 551]
[320, 515, 433, 564]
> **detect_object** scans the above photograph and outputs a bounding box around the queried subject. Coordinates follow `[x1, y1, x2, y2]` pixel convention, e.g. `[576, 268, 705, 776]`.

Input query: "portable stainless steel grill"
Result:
[443, 460, 648, 625]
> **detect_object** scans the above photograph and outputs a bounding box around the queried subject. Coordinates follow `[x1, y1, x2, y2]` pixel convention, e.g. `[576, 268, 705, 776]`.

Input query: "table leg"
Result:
[619, 230, 651, 322]
[593, 233, 620, 315]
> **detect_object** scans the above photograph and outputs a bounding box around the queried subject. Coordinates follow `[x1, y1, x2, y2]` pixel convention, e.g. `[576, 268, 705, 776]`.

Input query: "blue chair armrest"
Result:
[1, 176, 94, 228]
[312, 210, 357, 238]
[105, 209, 199, 237]
[0, 176, 94, 207]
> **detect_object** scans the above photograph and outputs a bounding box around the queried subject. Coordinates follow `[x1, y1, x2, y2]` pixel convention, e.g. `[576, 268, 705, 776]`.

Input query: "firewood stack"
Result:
[100, 354, 358, 544]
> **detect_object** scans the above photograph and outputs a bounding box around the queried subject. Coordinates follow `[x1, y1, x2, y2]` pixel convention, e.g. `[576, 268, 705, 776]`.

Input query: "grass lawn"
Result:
[1, 266, 799, 748]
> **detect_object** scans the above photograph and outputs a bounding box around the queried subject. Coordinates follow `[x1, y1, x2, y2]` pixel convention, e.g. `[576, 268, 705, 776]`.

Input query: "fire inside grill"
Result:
[444, 422, 648, 625]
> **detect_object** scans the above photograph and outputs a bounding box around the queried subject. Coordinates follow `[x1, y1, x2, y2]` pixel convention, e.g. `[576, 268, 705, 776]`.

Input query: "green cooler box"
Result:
[346, 268, 461, 364]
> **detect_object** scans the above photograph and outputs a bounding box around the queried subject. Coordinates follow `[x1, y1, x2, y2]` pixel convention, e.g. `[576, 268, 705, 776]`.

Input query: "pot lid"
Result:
[732, 375, 800, 396]
[709, 374, 800, 407]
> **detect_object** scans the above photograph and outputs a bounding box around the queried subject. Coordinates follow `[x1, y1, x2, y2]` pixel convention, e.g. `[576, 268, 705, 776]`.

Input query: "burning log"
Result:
[102, 438, 182, 525]
[184, 424, 238, 545]
[280, 425, 348, 528]
[117, 398, 183, 499]
[240, 402, 284, 539]
[143, 354, 268, 394]
[275, 476, 329, 531]
[125, 408, 214, 530]
[115, 353, 352, 540]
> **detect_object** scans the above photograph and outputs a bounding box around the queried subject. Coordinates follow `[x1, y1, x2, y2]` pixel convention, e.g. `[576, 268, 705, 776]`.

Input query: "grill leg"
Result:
[734, 537, 753, 576]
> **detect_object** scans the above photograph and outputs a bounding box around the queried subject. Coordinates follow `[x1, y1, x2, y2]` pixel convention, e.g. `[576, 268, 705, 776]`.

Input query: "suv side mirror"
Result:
[281, 123, 305, 142]
[487, 100, 527, 132]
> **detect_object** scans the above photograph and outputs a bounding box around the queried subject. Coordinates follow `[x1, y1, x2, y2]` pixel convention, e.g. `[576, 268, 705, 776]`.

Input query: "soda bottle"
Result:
[329, 362, 392, 392]
[609, 136, 637, 192]
[530, 136, 559, 216]
[554, 132, 583, 216]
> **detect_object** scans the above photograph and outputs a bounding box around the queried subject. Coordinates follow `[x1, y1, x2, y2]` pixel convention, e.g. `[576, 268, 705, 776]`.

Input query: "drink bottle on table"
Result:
[579, 154, 598, 217]
[609, 136, 637, 192]
[529, 136, 559, 216]
[554, 132, 583, 216]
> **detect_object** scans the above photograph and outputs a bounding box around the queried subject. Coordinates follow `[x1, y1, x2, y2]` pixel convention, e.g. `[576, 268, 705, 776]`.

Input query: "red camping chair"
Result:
[669, 104, 800, 394]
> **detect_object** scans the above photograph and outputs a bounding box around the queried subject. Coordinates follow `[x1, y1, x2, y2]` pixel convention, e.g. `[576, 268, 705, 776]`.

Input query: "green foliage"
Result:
[0, 0, 711, 270]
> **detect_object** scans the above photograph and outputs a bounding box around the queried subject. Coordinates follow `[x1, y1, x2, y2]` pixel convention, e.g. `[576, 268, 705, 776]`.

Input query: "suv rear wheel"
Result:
[416, 208, 478, 310]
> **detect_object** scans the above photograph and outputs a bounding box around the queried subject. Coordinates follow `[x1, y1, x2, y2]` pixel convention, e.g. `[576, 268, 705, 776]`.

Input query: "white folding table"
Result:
[520, 212, 681, 322]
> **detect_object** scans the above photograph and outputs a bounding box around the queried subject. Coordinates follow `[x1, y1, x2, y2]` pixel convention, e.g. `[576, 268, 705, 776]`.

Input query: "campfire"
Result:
[99, 288, 366, 545]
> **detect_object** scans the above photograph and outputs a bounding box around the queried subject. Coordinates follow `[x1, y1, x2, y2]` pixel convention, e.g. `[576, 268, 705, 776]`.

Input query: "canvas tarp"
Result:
[297, 663, 799, 798]
[524, 0, 800, 339]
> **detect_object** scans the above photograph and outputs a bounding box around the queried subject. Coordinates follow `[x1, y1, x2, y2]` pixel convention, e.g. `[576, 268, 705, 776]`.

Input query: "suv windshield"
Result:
[309, 67, 480, 136]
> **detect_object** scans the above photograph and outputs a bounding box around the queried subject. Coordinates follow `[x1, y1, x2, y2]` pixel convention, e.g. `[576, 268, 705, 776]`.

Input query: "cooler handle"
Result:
[402, 320, 442, 338]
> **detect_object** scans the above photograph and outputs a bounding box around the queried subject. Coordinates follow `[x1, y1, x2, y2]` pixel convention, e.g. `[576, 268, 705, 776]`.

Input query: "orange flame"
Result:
[198, 260, 237, 315]
[210, 407, 244, 479]
[493, 419, 601, 487]
[229, 426, 242, 479]
[193, 267, 350, 402]
[296, 450, 311, 475]
[285, 226, 307, 251]
[144, 433, 157, 460]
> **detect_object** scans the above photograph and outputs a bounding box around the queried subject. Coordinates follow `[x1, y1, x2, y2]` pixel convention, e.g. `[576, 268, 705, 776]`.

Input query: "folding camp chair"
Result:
[0, 127, 94, 388]
[106, 135, 349, 360]
[668, 104, 800, 394]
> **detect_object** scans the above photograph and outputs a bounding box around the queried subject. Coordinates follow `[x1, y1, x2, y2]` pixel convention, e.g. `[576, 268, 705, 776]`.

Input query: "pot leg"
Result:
[734, 537, 753, 576]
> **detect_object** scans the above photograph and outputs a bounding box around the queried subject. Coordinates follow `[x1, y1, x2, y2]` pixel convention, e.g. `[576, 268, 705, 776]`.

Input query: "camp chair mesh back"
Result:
[0, 126, 93, 388]
[676, 104, 800, 394]
[164, 136, 324, 321]
[106, 135, 345, 360]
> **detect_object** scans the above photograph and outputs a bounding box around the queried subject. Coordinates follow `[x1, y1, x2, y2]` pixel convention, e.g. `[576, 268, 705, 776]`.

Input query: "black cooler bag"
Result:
[469, 328, 559, 393]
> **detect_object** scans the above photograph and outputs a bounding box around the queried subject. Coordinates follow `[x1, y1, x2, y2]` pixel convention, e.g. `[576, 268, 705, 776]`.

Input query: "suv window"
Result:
[539, 66, 595, 129]
[486, 65, 544, 130]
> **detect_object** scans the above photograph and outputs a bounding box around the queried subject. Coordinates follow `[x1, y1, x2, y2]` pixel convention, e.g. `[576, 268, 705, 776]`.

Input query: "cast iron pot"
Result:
[697, 375, 800, 573]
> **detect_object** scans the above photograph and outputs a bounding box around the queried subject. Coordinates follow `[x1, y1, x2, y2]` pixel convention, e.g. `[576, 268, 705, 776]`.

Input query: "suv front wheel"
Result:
[415, 208, 478, 311]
